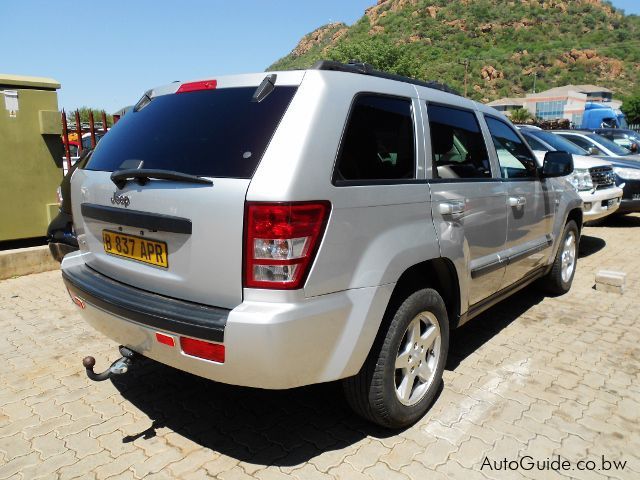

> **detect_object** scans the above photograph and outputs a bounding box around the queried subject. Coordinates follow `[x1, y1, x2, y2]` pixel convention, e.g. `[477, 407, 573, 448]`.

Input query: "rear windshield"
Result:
[85, 86, 297, 178]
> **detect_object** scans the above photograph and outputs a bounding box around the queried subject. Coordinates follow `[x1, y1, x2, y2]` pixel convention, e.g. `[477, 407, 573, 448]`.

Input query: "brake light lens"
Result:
[176, 79, 217, 94]
[244, 202, 331, 289]
[180, 337, 225, 363]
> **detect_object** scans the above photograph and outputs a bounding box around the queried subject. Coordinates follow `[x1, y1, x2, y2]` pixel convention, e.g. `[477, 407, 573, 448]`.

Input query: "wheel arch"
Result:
[566, 207, 583, 233]
[384, 257, 461, 331]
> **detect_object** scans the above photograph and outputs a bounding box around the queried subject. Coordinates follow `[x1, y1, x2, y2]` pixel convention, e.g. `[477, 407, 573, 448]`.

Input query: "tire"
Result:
[343, 288, 449, 429]
[542, 220, 579, 295]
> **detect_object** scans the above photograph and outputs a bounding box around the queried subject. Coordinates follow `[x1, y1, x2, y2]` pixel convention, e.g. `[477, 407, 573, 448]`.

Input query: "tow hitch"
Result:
[82, 346, 139, 382]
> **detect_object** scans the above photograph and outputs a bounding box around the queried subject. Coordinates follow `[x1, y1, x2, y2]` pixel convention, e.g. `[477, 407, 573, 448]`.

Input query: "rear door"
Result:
[424, 103, 508, 307]
[71, 78, 299, 309]
[484, 116, 554, 287]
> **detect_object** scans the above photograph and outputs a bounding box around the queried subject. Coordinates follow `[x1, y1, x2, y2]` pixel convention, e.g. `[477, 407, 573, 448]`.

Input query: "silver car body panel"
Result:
[71, 171, 251, 309]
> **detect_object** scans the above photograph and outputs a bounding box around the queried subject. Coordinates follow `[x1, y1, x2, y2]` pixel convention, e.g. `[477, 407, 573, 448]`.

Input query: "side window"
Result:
[565, 135, 603, 154]
[612, 132, 630, 147]
[334, 95, 415, 182]
[485, 117, 538, 179]
[427, 104, 491, 179]
[522, 133, 547, 151]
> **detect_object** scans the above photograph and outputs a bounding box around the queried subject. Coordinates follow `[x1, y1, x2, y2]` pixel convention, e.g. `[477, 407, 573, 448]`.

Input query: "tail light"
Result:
[244, 201, 331, 290]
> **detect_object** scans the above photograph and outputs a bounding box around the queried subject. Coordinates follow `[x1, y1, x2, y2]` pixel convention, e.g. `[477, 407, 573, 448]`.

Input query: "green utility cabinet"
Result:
[0, 74, 63, 242]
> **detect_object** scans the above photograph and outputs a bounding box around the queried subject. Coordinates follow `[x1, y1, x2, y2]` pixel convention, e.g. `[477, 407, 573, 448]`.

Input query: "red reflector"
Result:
[71, 295, 85, 310]
[180, 337, 225, 363]
[155, 332, 175, 347]
[176, 80, 217, 93]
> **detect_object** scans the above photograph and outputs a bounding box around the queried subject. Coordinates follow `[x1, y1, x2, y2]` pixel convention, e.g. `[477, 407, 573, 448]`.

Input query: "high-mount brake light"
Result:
[176, 80, 217, 94]
[244, 202, 331, 290]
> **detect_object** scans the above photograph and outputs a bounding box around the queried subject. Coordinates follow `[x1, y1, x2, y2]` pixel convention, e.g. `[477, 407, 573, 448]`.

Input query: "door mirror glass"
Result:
[542, 151, 573, 177]
[589, 146, 600, 156]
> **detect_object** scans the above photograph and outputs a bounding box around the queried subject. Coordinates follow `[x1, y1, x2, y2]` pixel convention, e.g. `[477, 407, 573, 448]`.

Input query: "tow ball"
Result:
[82, 346, 139, 382]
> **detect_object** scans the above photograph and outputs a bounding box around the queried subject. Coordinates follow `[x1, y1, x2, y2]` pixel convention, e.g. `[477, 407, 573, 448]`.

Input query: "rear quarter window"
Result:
[333, 95, 415, 184]
[85, 86, 297, 178]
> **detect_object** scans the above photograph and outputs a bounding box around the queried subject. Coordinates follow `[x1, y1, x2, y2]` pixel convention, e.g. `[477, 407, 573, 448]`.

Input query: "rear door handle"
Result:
[439, 200, 466, 215]
[508, 196, 527, 207]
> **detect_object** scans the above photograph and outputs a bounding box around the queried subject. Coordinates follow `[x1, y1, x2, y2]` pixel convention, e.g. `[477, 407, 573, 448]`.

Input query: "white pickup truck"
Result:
[520, 127, 622, 222]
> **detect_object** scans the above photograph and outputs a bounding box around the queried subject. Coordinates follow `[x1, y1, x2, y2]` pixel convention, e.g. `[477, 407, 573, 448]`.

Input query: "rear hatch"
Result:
[70, 74, 300, 309]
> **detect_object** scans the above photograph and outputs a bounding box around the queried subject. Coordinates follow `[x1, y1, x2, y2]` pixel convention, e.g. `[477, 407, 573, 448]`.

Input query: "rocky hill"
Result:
[269, 0, 640, 101]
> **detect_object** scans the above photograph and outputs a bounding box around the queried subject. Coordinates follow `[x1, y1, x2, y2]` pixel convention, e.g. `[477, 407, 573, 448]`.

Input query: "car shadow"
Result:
[110, 285, 556, 465]
[110, 290, 550, 466]
[578, 234, 606, 258]
[111, 359, 404, 467]
[600, 214, 640, 228]
[446, 287, 546, 370]
[111, 287, 544, 467]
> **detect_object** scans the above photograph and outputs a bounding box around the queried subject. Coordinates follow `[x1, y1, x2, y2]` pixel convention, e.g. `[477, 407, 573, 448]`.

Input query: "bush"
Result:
[622, 95, 640, 124]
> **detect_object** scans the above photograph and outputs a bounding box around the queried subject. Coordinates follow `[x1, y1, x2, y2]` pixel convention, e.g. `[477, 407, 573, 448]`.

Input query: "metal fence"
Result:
[60, 110, 121, 174]
[628, 124, 639, 132]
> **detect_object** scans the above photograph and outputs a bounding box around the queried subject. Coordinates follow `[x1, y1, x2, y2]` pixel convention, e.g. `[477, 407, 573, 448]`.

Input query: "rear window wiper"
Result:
[111, 169, 213, 190]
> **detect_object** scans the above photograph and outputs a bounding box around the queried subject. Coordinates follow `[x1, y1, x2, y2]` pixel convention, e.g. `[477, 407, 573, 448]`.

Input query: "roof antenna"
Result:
[252, 74, 277, 102]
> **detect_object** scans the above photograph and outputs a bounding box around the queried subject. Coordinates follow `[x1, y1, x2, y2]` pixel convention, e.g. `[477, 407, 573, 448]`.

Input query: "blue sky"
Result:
[2, 0, 637, 113]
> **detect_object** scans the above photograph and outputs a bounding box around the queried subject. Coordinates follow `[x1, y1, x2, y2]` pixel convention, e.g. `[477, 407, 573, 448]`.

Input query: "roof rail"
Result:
[310, 60, 461, 96]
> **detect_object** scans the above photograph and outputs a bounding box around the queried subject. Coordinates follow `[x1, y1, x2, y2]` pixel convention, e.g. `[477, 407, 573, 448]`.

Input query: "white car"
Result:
[533, 151, 621, 222]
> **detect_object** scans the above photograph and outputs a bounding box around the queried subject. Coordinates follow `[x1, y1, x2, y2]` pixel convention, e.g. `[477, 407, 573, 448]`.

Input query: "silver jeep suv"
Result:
[61, 61, 582, 428]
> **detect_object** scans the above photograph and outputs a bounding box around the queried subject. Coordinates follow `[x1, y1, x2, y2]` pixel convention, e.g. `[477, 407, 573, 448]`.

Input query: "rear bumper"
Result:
[617, 177, 640, 213]
[47, 210, 78, 262]
[61, 253, 392, 389]
[62, 263, 228, 342]
[580, 187, 622, 222]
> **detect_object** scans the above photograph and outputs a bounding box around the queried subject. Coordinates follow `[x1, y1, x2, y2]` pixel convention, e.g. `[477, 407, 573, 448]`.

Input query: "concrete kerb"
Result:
[0, 245, 59, 280]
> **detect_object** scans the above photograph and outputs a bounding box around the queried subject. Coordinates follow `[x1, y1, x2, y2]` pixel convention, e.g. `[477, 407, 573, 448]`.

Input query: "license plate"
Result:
[102, 230, 168, 268]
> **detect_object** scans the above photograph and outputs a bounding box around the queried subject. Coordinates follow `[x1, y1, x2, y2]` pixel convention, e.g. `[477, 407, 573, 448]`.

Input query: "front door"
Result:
[424, 103, 508, 308]
[484, 116, 554, 287]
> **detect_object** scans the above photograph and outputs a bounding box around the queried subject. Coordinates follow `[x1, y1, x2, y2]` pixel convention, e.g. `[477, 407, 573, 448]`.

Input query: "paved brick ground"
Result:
[1, 215, 639, 479]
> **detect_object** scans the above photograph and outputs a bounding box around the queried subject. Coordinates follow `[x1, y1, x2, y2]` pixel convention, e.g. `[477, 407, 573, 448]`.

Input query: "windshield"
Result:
[530, 130, 588, 155]
[85, 86, 297, 178]
[586, 133, 632, 156]
[82, 133, 104, 150]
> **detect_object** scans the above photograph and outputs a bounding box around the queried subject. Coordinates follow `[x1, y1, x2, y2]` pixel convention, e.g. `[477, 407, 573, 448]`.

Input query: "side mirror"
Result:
[541, 151, 573, 178]
[589, 147, 600, 156]
[630, 143, 639, 153]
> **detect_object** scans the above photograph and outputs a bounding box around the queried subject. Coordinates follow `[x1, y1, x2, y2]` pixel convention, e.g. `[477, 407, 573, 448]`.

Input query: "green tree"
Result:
[327, 39, 420, 78]
[73, 107, 114, 127]
[621, 95, 640, 124]
[509, 108, 532, 123]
